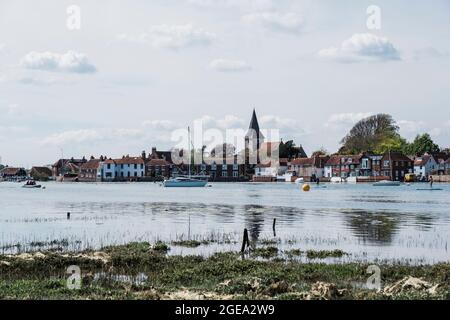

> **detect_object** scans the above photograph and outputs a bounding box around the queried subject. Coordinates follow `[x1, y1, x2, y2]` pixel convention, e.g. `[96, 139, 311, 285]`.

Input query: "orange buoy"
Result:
[302, 183, 310, 192]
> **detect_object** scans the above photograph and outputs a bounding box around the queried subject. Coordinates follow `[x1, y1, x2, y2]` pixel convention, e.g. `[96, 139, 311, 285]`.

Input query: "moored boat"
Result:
[163, 176, 208, 188]
[373, 180, 401, 186]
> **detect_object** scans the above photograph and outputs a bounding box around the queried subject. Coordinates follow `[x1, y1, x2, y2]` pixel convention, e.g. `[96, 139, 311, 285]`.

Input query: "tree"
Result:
[279, 140, 296, 158]
[406, 134, 440, 155]
[311, 147, 329, 157]
[340, 114, 400, 154]
[374, 136, 409, 154]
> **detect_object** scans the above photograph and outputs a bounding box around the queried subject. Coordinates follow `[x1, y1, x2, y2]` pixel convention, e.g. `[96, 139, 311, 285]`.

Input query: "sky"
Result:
[0, 0, 449, 167]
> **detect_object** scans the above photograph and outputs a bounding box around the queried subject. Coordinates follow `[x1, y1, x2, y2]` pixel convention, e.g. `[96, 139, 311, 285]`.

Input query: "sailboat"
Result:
[163, 127, 208, 188]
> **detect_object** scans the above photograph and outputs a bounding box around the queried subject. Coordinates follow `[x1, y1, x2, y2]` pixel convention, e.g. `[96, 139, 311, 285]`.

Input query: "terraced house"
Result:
[101, 156, 145, 181]
[324, 155, 362, 178]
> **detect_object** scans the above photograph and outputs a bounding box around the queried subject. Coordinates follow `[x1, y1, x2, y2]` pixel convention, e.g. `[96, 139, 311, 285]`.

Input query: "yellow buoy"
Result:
[302, 183, 310, 192]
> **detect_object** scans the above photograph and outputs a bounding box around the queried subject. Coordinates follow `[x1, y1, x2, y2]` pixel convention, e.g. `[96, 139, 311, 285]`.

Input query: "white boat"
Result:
[163, 176, 208, 188]
[373, 180, 401, 186]
[294, 177, 304, 184]
[163, 126, 208, 188]
[330, 177, 344, 183]
[346, 177, 357, 184]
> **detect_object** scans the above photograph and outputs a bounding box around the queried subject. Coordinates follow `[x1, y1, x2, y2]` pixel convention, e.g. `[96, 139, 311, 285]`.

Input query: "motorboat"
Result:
[294, 177, 304, 184]
[22, 180, 42, 188]
[373, 180, 401, 186]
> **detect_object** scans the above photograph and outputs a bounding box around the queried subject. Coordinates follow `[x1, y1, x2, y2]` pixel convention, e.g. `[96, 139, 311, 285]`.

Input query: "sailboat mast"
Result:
[188, 126, 191, 178]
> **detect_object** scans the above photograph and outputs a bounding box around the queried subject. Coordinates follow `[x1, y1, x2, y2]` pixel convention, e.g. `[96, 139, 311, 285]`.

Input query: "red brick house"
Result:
[289, 155, 330, 180]
[381, 151, 413, 181]
[79, 158, 102, 182]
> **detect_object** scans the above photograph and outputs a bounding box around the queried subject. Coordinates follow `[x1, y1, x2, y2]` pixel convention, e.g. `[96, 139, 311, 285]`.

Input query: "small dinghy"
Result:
[416, 188, 443, 191]
[22, 180, 42, 188]
[373, 180, 401, 186]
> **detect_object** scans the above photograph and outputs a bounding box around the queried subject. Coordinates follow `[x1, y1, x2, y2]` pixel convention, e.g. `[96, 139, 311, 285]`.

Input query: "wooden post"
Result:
[67, 212, 71, 220]
[272, 218, 276, 237]
[241, 228, 250, 253]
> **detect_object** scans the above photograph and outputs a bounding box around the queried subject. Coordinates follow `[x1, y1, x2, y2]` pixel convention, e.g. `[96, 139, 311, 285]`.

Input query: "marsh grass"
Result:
[0, 242, 449, 300]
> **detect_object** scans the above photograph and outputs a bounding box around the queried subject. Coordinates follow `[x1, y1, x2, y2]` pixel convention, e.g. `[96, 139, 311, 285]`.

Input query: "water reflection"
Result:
[343, 210, 401, 245]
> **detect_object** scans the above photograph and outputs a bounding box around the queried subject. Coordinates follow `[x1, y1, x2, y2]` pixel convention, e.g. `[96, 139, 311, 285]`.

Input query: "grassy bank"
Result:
[0, 242, 448, 300]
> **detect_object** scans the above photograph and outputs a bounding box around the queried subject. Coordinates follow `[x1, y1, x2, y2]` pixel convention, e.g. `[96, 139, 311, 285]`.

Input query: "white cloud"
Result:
[142, 120, 178, 130]
[210, 59, 251, 72]
[187, 0, 274, 11]
[318, 33, 400, 63]
[325, 112, 374, 128]
[41, 128, 143, 146]
[20, 51, 96, 73]
[242, 11, 304, 34]
[117, 24, 216, 49]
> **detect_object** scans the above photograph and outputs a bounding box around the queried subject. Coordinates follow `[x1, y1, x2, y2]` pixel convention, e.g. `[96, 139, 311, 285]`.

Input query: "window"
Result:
[383, 160, 390, 167]
[222, 171, 228, 177]
[134, 164, 137, 169]
[233, 171, 238, 178]
[107, 164, 111, 169]
[141, 164, 143, 169]
[134, 172, 137, 177]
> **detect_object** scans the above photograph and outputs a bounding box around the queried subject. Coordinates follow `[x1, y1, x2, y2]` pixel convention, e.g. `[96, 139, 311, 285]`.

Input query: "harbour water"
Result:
[1, 181, 449, 264]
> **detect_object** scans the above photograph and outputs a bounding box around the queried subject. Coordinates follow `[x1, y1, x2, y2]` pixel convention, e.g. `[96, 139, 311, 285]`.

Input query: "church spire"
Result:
[248, 108, 260, 133]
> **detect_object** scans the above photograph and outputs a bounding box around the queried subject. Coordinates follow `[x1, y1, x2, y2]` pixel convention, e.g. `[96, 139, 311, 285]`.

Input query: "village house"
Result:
[146, 158, 172, 179]
[253, 158, 289, 181]
[201, 155, 247, 182]
[288, 155, 330, 181]
[381, 151, 413, 181]
[102, 156, 145, 181]
[52, 157, 87, 179]
[144, 148, 174, 179]
[30, 166, 53, 181]
[446, 158, 450, 175]
[79, 158, 103, 182]
[414, 154, 438, 180]
[0, 167, 27, 179]
[324, 155, 362, 178]
[368, 154, 383, 176]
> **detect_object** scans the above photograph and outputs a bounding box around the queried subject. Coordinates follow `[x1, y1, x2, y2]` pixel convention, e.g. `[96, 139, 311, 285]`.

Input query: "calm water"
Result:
[0, 181, 449, 264]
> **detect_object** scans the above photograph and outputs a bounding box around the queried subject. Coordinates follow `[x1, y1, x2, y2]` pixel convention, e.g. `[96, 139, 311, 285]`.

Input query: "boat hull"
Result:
[22, 185, 42, 189]
[373, 181, 401, 186]
[163, 180, 208, 188]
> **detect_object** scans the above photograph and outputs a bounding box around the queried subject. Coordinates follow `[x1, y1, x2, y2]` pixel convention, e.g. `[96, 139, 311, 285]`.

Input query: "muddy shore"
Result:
[0, 242, 448, 300]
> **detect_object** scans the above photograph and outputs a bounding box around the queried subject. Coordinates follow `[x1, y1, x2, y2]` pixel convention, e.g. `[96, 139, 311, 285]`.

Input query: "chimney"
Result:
[142, 150, 146, 160]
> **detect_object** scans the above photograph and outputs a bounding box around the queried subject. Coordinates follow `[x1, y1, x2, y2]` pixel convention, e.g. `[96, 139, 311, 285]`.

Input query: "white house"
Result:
[115, 157, 145, 179]
[102, 159, 117, 181]
[254, 162, 278, 177]
[414, 154, 438, 179]
[101, 157, 145, 181]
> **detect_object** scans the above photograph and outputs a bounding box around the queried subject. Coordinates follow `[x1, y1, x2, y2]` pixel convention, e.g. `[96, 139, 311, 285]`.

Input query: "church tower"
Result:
[245, 109, 265, 165]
